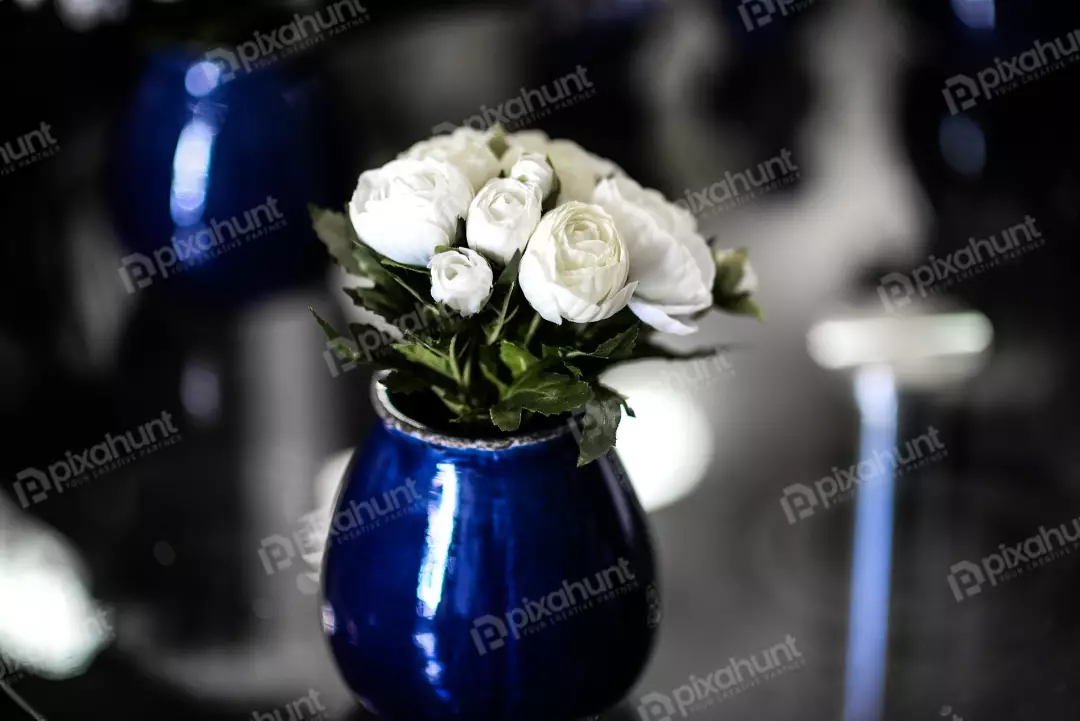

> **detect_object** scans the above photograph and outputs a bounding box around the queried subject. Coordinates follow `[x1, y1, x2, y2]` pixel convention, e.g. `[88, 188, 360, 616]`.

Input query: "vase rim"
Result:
[370, 374, 574, 451]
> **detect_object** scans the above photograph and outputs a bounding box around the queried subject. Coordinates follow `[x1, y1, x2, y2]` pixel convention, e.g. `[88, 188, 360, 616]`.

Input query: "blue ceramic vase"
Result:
[321, 380, 660, 721]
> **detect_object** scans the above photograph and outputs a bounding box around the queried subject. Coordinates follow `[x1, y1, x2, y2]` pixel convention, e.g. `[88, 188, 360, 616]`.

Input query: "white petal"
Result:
[353, 209, 447, 267]
[629, 300, 700, 335]
[518, 253, 563, 325]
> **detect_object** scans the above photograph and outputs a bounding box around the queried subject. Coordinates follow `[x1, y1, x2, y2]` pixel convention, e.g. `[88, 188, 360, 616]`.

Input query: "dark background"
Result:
[1, 0, 1079, 719]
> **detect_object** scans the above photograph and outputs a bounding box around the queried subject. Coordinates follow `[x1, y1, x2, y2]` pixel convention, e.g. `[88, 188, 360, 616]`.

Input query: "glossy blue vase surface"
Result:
[321, 382, 660, 721]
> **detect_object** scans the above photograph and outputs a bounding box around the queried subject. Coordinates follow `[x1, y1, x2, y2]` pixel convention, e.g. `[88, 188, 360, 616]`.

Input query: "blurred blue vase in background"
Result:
[109, 48, 329, 306]
[322, 380, 660, 721]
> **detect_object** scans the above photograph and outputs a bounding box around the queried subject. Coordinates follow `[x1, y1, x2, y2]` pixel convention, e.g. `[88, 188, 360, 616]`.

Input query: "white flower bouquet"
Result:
[310, 127, 761, 465]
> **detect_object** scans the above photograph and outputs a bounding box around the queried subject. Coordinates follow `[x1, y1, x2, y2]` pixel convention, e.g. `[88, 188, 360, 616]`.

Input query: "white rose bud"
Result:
[428, 248, 494, 317]
[593, 175, 715, 335]
[518, 202, 638, 324]
[400, 127, 501, 193]
[508, 152, 555, 201]
[466, 178, 542, 265]
[349, 158, 473, 267]
[502, 130, 623, 204]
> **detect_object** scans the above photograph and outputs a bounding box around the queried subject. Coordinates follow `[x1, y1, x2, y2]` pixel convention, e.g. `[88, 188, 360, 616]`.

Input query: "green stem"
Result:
[523, 312, 542, 348]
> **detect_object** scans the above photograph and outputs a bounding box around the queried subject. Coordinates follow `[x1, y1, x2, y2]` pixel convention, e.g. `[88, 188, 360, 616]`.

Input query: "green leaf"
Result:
[380, 257, 429, 273]
[717, 294, 765, 321]
[478, 346, 509, 395]
[499, 341, 539, 380]
[449, 332, 471, 386]
[542, 155, 562, 213]
[590, 325, 640, 360]
[432, 386, 472, 416]
[497, 373, 594, 417]
[496, 250, 523, 287]
[393, 343, 456, 381]
[343, 286, 405, 319]
[451, 409, 491, 424]
[484, 250, 524, 345]
[713, 248, 750, 297]
[490, 405, 522, 432]
[309, 205, 357, 273]
[541, 325, 639, 370]
[488, 125, 510, 159]
[713, 248, 762, 321]
[351, 238, 394, 281]
[576, 385, 631, 466]
[309, 307, 360, 363]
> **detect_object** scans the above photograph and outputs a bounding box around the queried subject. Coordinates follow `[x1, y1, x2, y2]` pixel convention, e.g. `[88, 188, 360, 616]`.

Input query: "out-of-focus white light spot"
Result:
[185, 62, 222, 98]
[951, 0, 995, 30]
[808, 313, 993, 370]
[0, 538, 111, 676]
[54, 0, 129, 31]
[170, 119, 216, 227]
[939, 115, 987, 176]
[153, 541, 175, 566]
[180, 358, 221, 424]
[602, 366, 713, 512]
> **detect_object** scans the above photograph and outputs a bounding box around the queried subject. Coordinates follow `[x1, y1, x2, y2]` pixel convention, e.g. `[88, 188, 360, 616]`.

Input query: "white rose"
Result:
[349, 158, 473, 267]
[502, 130, 623, 204]
[508, 152, 555, 201]
[518, 202, 637, 324]
[715, 249, 758, 294]
[428, 248, 494, 317]
[400, 127, 501, 193]
[592, 175, 715, 335]
[466, 178, 542, 266]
